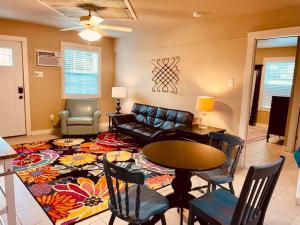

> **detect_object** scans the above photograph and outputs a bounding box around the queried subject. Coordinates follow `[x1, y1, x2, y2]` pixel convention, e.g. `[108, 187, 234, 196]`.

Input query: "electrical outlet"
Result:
[50, 114, 54, 122]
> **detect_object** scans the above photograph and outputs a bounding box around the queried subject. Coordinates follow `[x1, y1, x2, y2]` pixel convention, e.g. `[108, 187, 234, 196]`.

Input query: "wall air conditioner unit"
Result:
[36, 50, 61, 67]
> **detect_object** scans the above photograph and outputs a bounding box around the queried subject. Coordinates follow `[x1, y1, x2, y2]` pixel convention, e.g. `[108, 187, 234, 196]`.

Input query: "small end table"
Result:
[176, 125, 225, 144]
[106, 112, 123, 131]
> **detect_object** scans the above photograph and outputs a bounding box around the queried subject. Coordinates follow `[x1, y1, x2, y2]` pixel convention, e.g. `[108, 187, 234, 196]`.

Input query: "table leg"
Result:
[4, 159, 16, 225]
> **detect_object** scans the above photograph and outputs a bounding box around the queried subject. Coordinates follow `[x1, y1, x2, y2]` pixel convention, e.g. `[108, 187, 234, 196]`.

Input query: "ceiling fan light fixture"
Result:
[79, 29, 102, 42]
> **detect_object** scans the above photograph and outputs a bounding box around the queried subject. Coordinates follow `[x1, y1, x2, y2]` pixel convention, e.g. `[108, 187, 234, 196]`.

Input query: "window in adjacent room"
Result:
[260, 57, 295, 110]
[61, 42, 101, 98]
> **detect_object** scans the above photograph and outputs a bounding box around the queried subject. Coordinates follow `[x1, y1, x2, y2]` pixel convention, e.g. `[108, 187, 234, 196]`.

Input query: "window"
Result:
[62, 42, 101, 98]
[0, 48, 13, 66]
[260, 57, 295, 109]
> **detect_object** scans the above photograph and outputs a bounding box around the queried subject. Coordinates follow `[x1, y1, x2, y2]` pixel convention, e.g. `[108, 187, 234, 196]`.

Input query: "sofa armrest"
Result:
[112, 114, 135, 126]
[151, 128, 177, 139]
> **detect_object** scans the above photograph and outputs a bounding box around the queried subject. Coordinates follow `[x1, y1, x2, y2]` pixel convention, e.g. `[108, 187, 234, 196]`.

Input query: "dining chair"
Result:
[188, 155, 285, 225]
[103, 154, 169, 225]
[191, 132, 245, 194]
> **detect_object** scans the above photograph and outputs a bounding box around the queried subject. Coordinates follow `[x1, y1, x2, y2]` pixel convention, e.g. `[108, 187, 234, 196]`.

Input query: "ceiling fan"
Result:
[59, 4, 133, 41]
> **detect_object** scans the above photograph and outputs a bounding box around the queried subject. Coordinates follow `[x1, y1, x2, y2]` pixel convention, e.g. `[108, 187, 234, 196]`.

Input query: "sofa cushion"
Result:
[131, 103, 158, 126]
[117, 122, 144, 131]
[154, 107, 193, 129]
[133, 126, 158, 137]
[67, 117, 93, 125]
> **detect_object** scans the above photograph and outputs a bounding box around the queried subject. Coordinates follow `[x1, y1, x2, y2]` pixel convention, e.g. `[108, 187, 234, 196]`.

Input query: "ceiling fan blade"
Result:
[59, 26, 83, 31]
[98, 25, 133, 32]
[93, 27, 108, 36]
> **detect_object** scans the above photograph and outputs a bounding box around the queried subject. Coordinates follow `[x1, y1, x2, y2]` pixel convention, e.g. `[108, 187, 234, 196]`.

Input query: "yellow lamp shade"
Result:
[196, 96, 215, 112]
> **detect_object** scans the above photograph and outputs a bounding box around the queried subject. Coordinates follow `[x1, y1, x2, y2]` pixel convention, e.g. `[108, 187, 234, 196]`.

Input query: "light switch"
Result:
[228, 79, 234, 87]
[34, 71, 43, 78]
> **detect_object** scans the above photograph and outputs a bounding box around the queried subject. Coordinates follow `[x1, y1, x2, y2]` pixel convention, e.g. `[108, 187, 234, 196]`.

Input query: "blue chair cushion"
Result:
[193, 168, 233, 185]
[294, 147, 300, 168]
[109, 184, 169, 222]
[190, 189, 237, 225]
[67, 117, 93, 125]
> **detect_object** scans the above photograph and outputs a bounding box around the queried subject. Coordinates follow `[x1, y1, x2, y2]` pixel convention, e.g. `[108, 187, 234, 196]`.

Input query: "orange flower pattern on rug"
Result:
[37, 193, 78, 222]
[18, 165, 60, 184]
[13, 132, 173, 225]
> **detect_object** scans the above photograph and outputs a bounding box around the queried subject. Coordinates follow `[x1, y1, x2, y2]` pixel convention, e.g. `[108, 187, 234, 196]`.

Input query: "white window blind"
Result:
[261, 59, 295, 109]
[63, 46, 99, 98]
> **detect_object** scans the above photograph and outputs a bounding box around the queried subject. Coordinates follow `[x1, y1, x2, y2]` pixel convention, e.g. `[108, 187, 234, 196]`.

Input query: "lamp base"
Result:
[115, 99, 121, 114]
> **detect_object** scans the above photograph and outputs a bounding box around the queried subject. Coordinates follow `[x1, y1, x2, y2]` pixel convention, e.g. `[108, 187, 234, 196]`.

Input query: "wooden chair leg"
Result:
[160, 214, 166, 225]
[212, 183, 216, 191]
[188, 206, 195, 225]
[108, 214, 116, 225]
[207, 182, 211, 194]
[229, 182, 235, 194]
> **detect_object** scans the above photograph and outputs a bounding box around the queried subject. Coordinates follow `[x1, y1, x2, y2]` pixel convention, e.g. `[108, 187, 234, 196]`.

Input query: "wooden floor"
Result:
[2, 134, 299, 225]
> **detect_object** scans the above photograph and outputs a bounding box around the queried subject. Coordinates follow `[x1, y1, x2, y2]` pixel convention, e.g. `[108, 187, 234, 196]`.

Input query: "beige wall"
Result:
[254, 46, 297, 124]
[0, 19, 115, 131]
[114, 6, 300, 134]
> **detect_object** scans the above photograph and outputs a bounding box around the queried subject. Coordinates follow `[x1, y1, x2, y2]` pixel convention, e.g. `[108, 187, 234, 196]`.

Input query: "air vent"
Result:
[36, 50, 61, 67]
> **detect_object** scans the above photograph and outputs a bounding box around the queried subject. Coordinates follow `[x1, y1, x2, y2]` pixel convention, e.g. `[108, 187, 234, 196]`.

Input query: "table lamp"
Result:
[112, 87, 127, 114]
[196, 96, 215, 129]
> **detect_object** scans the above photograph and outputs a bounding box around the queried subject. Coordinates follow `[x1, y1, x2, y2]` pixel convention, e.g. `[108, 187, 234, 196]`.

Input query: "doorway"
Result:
[0, 40, 26, 137]
[247, 37, 298, 145]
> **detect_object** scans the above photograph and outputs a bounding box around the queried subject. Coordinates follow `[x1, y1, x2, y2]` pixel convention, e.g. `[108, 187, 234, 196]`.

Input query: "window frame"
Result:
[61, 41, 101, 99]
[259, 56, 295, 112]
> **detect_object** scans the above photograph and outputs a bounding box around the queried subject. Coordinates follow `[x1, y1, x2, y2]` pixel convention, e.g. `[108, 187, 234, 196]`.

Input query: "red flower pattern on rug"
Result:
[13, 131, 173, 225]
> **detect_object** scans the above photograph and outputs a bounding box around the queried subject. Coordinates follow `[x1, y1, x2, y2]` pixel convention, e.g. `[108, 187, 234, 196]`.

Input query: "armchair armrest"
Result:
[112, 114, 135, 126]
[58, 110, 70, 135]
[93, 110, 101, 120]
[58, 110, 70, 120]
[151, 128, 177, 139]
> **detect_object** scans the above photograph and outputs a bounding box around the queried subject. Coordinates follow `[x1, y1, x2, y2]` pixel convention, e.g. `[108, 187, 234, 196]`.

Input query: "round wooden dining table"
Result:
[142, 140, 226, 225]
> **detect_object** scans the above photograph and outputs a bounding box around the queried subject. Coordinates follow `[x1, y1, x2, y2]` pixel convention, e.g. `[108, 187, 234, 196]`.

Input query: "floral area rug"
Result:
[12, 132, 174, 225]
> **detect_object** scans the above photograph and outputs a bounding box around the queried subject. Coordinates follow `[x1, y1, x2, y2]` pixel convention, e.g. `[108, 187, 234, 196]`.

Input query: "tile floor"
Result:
[1, 134, 299, 225]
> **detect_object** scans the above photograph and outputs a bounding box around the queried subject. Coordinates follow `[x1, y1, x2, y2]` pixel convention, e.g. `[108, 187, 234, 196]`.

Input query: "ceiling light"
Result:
[78, 29, 102, 42]
[193, 11, 203, 18]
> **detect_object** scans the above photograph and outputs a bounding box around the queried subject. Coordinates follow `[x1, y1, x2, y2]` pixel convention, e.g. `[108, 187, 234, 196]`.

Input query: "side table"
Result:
[106, 112, 123, 131]
[176, 125, 225, 144]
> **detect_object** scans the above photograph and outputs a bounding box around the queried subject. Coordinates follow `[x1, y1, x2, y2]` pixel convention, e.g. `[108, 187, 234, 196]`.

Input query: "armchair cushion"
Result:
[67, 117, 93, 125]
[66, 99, 98, 117]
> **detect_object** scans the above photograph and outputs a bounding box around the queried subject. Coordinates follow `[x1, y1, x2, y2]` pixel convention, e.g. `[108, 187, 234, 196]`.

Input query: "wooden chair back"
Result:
[103, 155, 144, 220]
[209, 132, 245, 177]
[231, 156, 285, 225]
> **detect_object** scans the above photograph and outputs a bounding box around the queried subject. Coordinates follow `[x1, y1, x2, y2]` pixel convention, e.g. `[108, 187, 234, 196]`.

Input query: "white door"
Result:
[0, 40, 26, 137]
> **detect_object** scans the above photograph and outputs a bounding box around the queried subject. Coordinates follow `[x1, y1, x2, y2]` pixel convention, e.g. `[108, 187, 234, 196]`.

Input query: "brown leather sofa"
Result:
[112, 103, 194, 143]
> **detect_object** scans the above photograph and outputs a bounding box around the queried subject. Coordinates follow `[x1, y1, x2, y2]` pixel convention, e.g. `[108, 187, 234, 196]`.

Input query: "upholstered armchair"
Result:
[59, 99, 101, 135]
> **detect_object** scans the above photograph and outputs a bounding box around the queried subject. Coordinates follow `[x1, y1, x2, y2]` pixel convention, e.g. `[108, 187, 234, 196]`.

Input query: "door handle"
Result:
[18, 86, 24, 94]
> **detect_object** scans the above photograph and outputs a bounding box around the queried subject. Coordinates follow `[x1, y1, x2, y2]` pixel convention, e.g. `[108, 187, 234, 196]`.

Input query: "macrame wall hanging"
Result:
[151, 56, 180, 94]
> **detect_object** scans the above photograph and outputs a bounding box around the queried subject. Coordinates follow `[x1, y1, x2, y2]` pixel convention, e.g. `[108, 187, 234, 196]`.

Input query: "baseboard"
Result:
[30, 128, 57, 135]
[255, 123, 268, 128]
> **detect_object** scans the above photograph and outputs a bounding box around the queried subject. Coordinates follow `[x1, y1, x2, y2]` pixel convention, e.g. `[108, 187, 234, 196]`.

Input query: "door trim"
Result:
[239, 26, 300, 157]
[0, 35, 31, 136]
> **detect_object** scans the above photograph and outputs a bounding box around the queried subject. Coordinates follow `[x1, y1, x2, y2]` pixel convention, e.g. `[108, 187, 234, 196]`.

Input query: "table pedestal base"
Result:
[149, 169, 194, 225]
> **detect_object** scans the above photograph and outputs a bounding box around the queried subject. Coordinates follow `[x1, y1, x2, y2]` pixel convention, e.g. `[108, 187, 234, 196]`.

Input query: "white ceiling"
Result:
[0, 0, 300, 38]
[257, 37, 298, 48]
